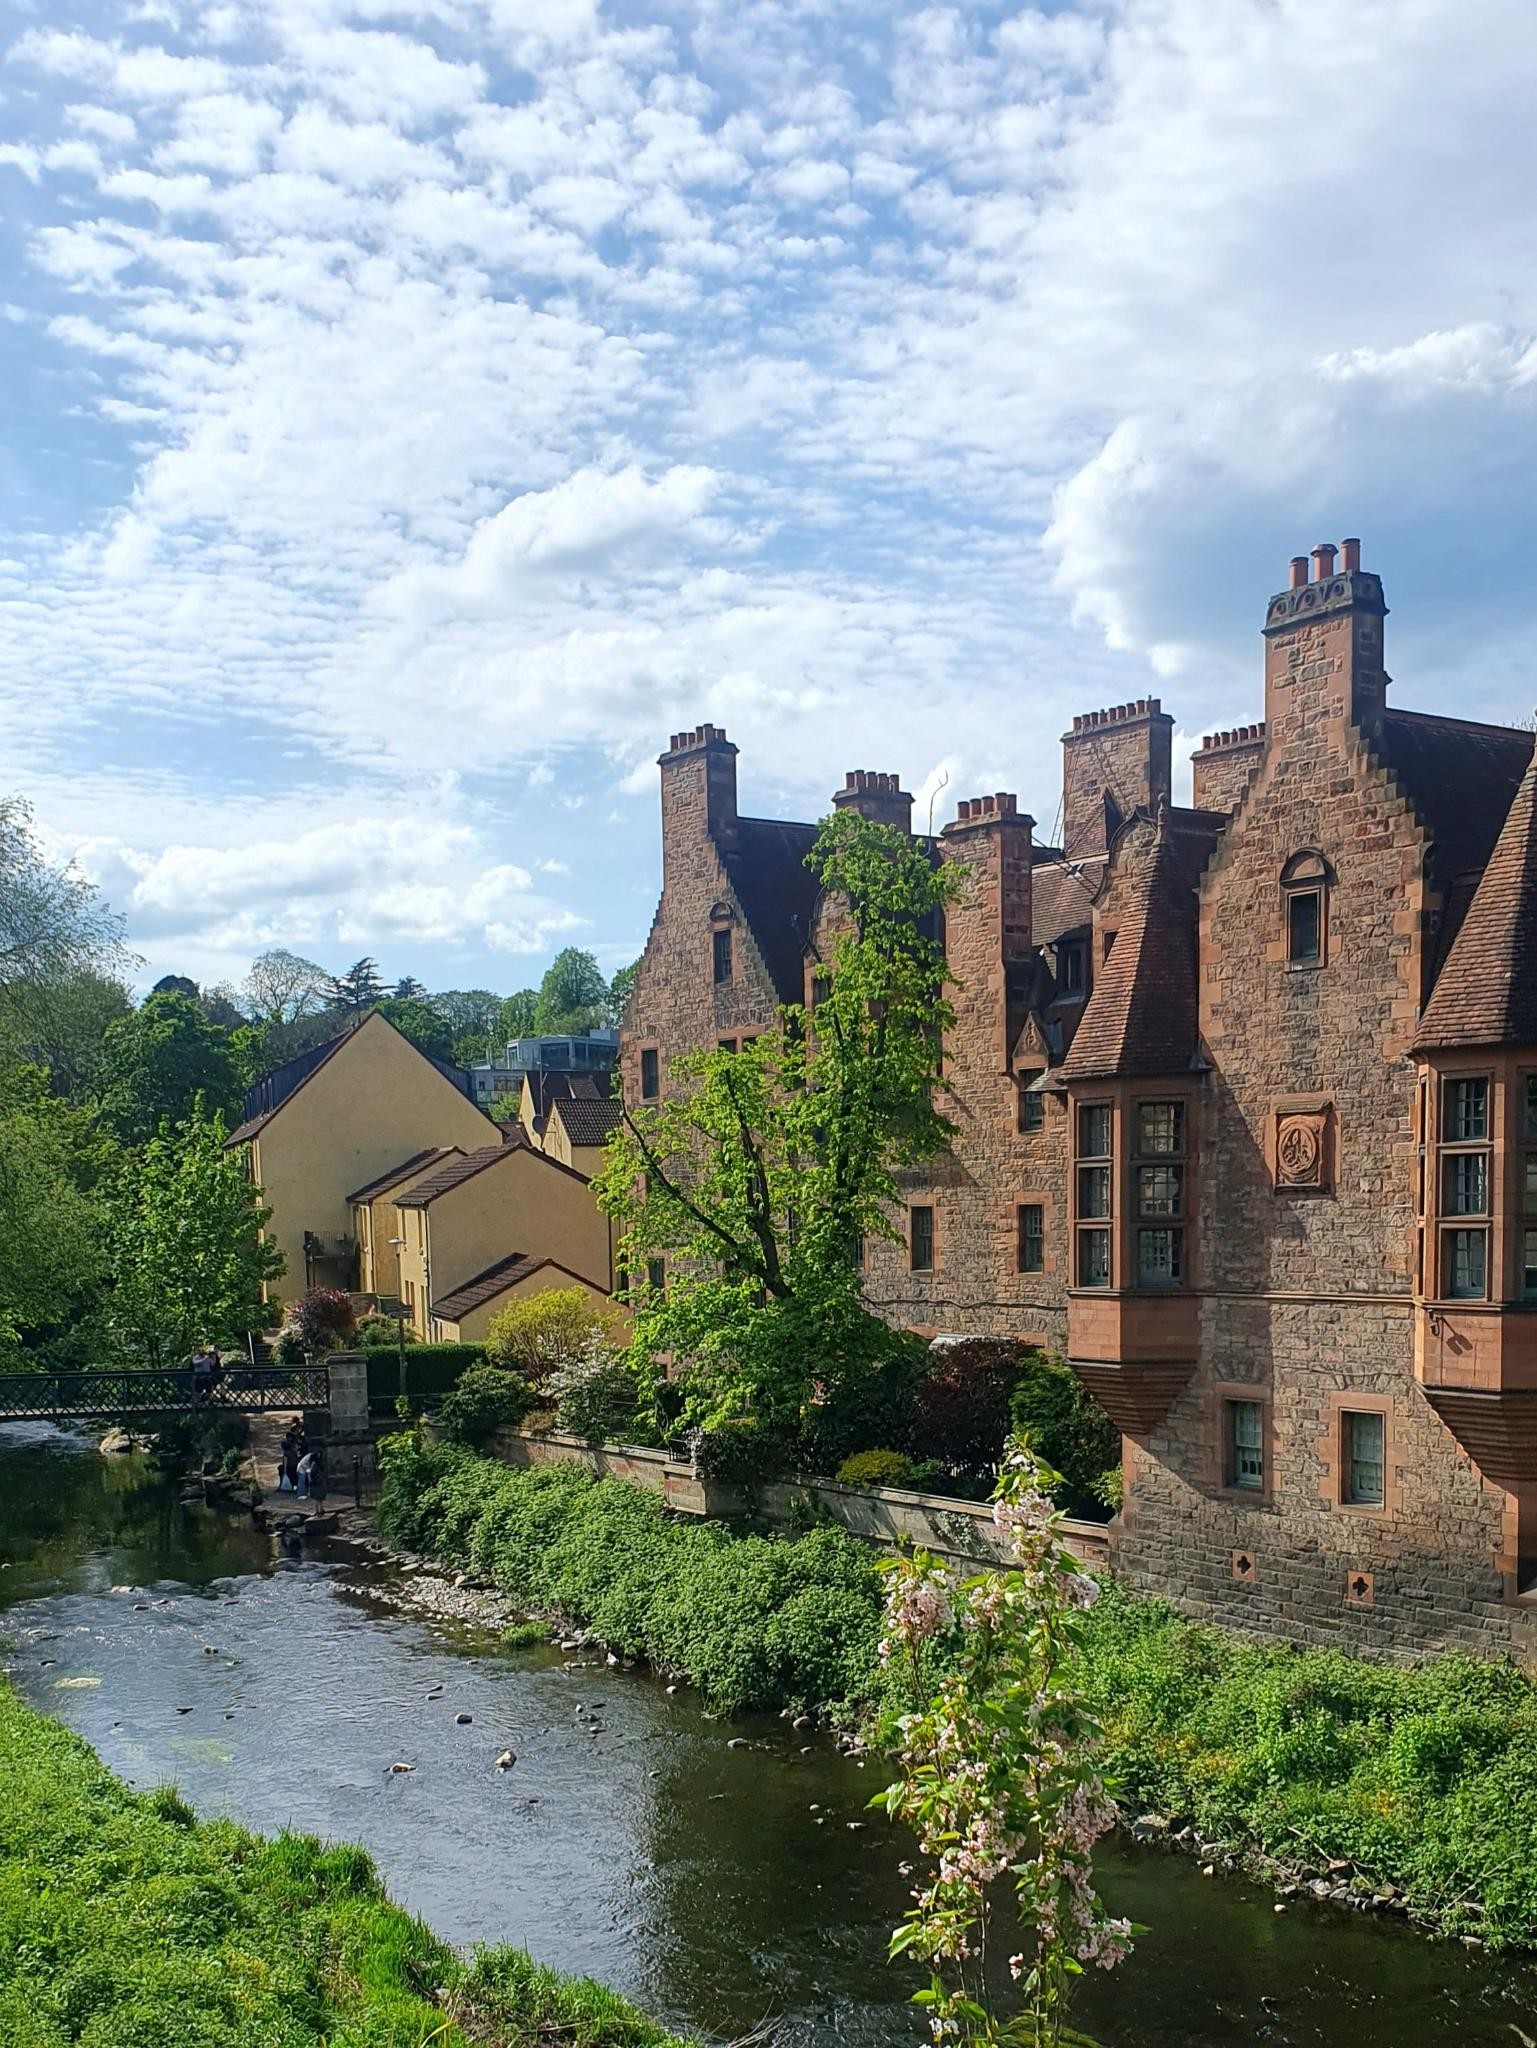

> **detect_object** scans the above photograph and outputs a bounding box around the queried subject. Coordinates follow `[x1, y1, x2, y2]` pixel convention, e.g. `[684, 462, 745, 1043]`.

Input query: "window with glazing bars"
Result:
[1017, 1204, 1044, 1274]
[1018, 1076, 1045, 1132]
[1226, 1401, 1263, 1491]
[1445, 1076, 1489, 1141]
[910, 1205, 934, 1272]
[640, 1048, 659, 1100]
[1341, 1410, 1385, 1507]
[712, 928, 733, 984]
[1445, 1227, 1487, 1299]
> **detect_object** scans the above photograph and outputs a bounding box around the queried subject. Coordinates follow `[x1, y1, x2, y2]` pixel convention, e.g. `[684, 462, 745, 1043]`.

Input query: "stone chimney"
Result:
[831, 769, 913, 835]
[1060, 699, 1173, 863]
[1263, 536, 1388, 738]
[658, 724, 738, 863]
[1191, 723, 1267, 815]
[941, 793, 1035, 1071]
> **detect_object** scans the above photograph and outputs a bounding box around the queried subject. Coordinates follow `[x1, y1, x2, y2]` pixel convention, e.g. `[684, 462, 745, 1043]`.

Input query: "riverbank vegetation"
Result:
[0, 1680, 684, 2048]
[378, 1434, 1537, 1949]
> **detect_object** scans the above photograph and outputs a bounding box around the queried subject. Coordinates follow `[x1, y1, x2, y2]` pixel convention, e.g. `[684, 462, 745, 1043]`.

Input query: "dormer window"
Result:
[1281, 851, 1330, 967]
[1060, 941, 1086, 997]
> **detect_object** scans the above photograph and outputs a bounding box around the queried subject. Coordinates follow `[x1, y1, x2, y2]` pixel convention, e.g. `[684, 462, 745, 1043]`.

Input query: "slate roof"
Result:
[522, 1067, 612, 1135]
[1062, 810, 1225, 1081]
[346, 1147, 459, 1207]
[551, 1096, 624, 1148]
[721, 816, 820, 1003]
[1029, 858, 1102, 945]
[1415, 751, 1537, 1050]
[429, 1252, 594, 1324]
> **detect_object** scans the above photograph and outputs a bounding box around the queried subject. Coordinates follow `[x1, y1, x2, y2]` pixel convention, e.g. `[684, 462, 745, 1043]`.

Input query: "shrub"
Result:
[357, 1314, 400, 1348]
[1009, 1352, 1121, 1512]
[692, 1415, 789, 1485]
[836, 1448, 921, 1489]
[365, 1342, 486, 1413]
[546, 1340, 641, 1442]
[911, 1337, 1026, 1473]
[282, 1286, 356, 1355]
[437, 1366, 536, 1446]
[272, 1329, 303, 1365]
[484, 1287, 621, 1386]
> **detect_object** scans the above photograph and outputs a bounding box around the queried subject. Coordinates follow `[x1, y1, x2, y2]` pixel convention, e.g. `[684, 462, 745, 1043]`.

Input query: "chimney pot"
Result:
[1312, 542, 1336, 581]
[1341, 536, 1361, 572]
[1289, 555, 1309, 589]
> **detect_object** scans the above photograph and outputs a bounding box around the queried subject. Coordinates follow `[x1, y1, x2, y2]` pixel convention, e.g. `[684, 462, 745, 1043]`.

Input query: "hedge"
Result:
[378, 1436, 1537, 1948]
[0, 1680, 685, 2048]
[365, 1342, 486, 1413]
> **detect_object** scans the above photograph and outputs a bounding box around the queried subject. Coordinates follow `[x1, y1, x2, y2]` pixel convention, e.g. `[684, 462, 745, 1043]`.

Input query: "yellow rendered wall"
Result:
[249, 1015, 493, 1306]
[422, 1146, 612, 1315]
[434, 1262, 614, 1343]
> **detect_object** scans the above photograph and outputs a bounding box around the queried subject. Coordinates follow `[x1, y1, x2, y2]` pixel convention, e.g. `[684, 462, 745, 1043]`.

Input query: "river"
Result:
[2, 1421, 1534, 2047]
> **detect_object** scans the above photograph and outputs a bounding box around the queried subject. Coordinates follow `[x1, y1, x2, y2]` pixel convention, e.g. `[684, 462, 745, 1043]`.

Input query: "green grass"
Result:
[0, 1682, 686, 2048]
[378, 1435, 1537, 1948]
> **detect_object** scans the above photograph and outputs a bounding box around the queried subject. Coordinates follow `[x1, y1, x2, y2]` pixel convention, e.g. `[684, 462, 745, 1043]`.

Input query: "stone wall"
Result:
[477, 1429, 1113, 1573]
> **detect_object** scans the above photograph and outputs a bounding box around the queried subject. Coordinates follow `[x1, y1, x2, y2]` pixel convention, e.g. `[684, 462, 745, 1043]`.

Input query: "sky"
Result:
[4, 0, 1537, 999]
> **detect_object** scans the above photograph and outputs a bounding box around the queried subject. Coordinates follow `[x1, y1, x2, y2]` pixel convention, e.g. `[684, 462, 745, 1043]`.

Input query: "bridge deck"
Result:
[0, 1365, 331, 1422]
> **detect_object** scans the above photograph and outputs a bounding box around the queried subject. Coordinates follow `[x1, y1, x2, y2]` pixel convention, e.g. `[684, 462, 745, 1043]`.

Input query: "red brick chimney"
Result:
[941, 793, 1035, 1071]
[831, 769, 913, 835]
[1060, 699, 1173, 863]
[658, 724, 739, 869]
[1262, 537, 1388, 737]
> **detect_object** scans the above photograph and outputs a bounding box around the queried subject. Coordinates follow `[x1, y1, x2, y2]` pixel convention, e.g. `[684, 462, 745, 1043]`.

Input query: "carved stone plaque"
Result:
[1276, 1110, 1328, 1190]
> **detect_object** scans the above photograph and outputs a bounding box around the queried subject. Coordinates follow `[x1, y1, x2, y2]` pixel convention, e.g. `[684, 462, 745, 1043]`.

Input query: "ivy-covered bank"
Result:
[0, 1682, 684, 2048]
[379, 1437, 1537, 1950]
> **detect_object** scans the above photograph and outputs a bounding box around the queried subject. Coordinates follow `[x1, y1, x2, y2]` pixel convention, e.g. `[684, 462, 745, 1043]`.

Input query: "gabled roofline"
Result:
[225, 1010, 495, 1150]
[429, 1253, 600, 1324]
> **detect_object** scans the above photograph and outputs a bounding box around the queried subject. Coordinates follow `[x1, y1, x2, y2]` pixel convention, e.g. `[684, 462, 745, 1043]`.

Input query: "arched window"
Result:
[1280, 851, 1330, 967]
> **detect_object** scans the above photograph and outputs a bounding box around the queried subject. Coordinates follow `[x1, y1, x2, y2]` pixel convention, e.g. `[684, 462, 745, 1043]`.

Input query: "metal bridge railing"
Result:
[0, 1364, 332, 1422]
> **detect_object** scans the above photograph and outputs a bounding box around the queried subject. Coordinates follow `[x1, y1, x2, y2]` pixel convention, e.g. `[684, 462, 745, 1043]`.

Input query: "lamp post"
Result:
[387, 1237, 408, 1404]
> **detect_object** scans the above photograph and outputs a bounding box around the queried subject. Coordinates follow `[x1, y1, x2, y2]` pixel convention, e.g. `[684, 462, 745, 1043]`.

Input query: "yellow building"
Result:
[349, 1147, 464, 1301]
[428, 1254, 614, 1344]
[390, 1133, 613, 1340]
[227, 1013, 496, 1307]
[540, 1093, 623, 1175]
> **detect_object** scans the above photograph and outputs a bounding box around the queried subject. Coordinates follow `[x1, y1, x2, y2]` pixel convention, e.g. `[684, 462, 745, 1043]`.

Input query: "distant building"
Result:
[464, 1030, 618, 1110]
[225, 1013, 495, 1305]
[623, 541, 1537, 1663]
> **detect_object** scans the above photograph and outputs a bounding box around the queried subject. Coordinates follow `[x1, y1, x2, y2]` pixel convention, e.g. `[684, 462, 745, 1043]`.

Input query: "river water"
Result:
[2, 1421, 1534, 2048]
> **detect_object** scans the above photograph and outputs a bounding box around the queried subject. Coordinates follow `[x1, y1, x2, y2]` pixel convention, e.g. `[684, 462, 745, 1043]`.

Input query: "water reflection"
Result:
[2, 1422, 1535, 2048]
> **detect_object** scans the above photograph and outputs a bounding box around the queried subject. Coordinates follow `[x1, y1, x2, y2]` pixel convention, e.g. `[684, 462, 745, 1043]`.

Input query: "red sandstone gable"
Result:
[623, 540, 1537, 1663]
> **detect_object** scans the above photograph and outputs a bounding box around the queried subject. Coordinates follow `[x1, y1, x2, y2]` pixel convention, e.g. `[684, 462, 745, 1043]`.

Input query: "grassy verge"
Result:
[378, 1435, 1537, 1949]
[0, 1680, 685, 2048]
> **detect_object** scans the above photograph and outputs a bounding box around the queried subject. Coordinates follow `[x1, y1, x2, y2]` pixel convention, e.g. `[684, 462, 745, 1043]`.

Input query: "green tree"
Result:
[241, 948, 329, 1029]
[0, 795, 129, 993]
[432, 988, 504, 1041]
[372, 996, 454, 1062]
[96, 992, 242, 1146]
[325, 957, 385, 1013]
[392, 975, 428, 1000]
[533, 948, 609, 1035]
[607, 958, 639, 1024]
[105, 1108, 284, 1365]
[498, 989, 538, 1041]
[453, 1031, 492, 1066]
[594, 809, 963, 1435]
[0, 1067, 107, 1356]
[0, 966, 134, 1101]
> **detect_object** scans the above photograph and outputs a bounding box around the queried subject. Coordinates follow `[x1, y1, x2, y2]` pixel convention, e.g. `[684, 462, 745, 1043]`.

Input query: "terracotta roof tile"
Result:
[394, 1144, 511, 1207]
[346, 1147, 459, 1206]
[1029, 859, 1101, 945]
[1415, 752, 1537, 1050]
[1062, 811, 1222, 1081]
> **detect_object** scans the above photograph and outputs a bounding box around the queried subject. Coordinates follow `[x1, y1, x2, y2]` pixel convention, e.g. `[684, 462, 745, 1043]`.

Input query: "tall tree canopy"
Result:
[0, 1065, 107, 1358]
[372, 996, 453, 1063]
[325, 957, 385, 1013]
[607, 959, 639, 1024]
[242, 948, 329, 1028]
[106, 1109, 283, 1365]
[595, 810, 964, 1435]
[533, 948, 610, 1035]
[432, 988, 503, 1041]
[96, 992, 242, 1145]
[0, 796, 129, 994]
[498, 989, 538, 1041]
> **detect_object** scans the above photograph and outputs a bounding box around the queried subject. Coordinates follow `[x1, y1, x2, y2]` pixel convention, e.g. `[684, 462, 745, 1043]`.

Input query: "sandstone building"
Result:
[623, 542, 1537, 1659]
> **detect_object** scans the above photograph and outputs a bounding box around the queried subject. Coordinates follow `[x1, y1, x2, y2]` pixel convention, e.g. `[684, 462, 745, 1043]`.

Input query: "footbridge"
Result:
[0, 1354, 373, 1441]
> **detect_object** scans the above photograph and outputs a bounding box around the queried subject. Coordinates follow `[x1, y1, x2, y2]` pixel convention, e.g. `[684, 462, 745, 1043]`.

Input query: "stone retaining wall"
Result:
[478, 1428, 1114, 1572]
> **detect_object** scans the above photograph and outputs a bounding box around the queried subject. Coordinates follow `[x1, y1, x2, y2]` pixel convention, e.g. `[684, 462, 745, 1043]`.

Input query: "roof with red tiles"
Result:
[1415, 751, 1537, 1051]
[346, 1146, 461, 1207]
[394, 1128, 592, 1206]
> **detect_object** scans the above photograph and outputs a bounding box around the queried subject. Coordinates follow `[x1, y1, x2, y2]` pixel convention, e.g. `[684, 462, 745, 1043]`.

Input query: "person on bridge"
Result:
[190, 1345, 218, 1399]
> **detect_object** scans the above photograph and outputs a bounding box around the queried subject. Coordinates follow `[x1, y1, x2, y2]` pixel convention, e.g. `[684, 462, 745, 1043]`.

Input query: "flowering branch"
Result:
[874, 1437, 1135, 2048]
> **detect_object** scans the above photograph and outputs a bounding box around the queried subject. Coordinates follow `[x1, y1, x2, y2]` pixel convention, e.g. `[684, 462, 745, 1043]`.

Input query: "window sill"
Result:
[1285, 960, 1324, 974]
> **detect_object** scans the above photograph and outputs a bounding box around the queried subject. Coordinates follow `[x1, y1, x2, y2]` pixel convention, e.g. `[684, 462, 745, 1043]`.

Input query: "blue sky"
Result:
[4, 0, 1537, 1000]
